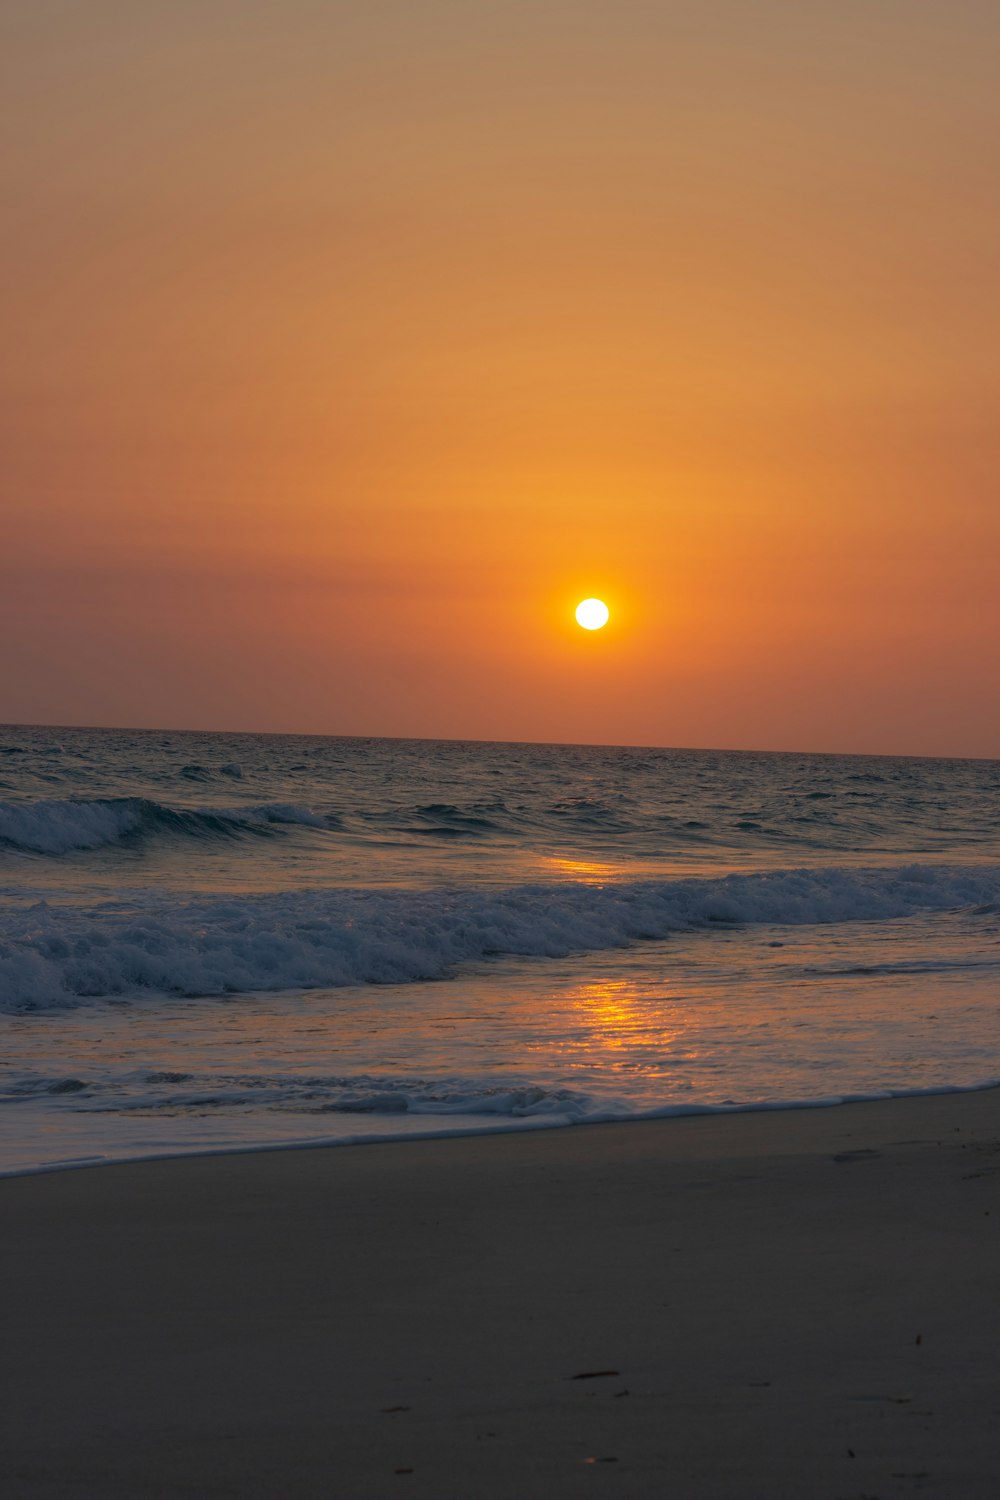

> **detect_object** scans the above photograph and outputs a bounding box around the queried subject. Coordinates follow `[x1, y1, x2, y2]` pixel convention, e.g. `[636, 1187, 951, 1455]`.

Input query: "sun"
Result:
[575, 598, 610, 631]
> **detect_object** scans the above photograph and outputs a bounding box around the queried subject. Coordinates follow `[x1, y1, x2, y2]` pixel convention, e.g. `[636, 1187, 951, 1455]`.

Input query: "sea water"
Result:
[2, 725, 999, 1174]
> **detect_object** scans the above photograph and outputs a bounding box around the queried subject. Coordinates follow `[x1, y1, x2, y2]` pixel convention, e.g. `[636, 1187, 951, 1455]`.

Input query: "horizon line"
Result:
[1, 719, 996, 767]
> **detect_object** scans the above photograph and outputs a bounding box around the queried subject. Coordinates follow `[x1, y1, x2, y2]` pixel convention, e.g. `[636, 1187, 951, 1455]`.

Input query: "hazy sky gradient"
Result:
[3, 1, 998, 753]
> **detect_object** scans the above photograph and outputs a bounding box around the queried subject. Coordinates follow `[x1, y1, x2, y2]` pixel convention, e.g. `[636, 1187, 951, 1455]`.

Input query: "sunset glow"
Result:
[3, 3, 999, 755]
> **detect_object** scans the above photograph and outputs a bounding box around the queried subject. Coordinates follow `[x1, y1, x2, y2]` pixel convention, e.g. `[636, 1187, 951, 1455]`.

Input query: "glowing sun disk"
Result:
[575, 598, 610, 630]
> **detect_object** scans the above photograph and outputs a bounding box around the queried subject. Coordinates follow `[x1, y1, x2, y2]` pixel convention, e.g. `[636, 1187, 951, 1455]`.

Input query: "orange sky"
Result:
[3, 2, 998, 754]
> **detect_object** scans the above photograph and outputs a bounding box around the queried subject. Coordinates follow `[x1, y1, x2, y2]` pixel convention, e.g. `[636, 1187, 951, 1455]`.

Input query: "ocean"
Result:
[2, 724, 999, 1175]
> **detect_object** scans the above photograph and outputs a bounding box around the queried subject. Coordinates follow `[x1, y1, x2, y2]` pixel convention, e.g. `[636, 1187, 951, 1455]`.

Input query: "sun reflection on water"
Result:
[558, 976, 697, 1076]
[544, 857, 624, 883]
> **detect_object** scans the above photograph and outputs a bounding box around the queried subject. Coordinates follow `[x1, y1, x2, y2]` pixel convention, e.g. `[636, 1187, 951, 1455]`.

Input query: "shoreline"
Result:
[6, 1073, 1000, 1182]
[4, 1086, 1000, 1498]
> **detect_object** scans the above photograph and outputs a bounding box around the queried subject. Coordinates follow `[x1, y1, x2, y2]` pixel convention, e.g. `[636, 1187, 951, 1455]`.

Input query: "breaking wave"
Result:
[0, 798, 328, 855]
[3, 862, 999, 1012]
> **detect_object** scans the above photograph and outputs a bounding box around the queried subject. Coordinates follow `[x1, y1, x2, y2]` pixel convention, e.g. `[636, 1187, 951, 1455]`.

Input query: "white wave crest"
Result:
[2, 863, 999, 1012]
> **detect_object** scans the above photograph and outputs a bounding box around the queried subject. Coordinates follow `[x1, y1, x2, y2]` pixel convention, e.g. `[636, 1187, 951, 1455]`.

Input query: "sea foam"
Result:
[3, 862, 999, 1011]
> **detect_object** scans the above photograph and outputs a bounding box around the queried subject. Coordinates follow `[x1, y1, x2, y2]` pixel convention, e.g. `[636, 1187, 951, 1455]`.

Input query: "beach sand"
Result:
[4, 1090, 1000, 1499]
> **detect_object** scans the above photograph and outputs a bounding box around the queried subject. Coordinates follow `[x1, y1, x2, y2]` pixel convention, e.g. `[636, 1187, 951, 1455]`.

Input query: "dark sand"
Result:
[4, 1090, 1000, 1498]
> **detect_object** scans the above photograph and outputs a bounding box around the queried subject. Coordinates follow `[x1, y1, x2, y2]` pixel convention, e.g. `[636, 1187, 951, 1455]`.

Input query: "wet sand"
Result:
[4, 1089, 1000, 1498]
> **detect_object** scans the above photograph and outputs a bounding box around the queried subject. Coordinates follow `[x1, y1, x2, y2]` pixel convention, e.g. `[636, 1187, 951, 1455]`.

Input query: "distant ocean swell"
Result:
[8, 783, 990, 859]
[0, 793, 731, 856]
[3, 863, 999, 1012]
[0, 797, 330, 855]
[0, 795, 600, 857]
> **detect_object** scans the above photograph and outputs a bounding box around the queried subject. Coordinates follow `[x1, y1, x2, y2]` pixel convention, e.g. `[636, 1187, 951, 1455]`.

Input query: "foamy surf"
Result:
[3, 862, 1000, 1011]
